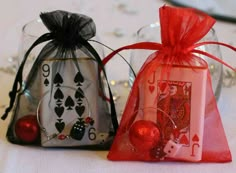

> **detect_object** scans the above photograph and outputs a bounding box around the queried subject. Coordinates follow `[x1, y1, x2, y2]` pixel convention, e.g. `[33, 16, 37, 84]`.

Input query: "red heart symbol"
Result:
[149, 86, 155, 93]
[192, 134, 199, 142]
[180, 134, 189, 145]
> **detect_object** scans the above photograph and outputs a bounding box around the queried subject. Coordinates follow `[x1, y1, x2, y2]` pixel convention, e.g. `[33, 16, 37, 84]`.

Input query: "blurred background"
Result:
[0, 0, 236, 73]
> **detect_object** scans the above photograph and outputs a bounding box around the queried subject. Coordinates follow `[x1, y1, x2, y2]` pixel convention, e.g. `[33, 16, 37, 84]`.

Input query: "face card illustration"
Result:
[156, 80, 191, 147]
[153, 65, 207, 161]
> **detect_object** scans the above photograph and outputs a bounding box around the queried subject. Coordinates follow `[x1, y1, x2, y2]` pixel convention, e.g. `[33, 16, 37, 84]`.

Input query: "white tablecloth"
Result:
[1, 0, 236, 173]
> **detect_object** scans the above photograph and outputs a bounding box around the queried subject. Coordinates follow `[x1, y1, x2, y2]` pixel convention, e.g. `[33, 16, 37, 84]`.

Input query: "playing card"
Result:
[39, 57, 111, 147]
[148, 64, 207, 161]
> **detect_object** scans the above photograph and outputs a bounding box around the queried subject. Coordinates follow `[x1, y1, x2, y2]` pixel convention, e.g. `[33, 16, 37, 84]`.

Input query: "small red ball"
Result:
[15, 115, 40, 143]
[129, 120, 160, 151]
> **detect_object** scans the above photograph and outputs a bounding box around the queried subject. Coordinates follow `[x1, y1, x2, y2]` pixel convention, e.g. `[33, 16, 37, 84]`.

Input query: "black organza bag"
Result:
[1, 10, 118, 148]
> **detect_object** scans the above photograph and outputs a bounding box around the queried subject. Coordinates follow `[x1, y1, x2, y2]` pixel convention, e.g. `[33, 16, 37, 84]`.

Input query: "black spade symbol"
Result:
[65, 96, 75, 110]
[55, 120, 65, 133]
[44, 78, 49, 86]
[54, 106, 64, 118]
[75, 105, 85, 117]
[54, 88, 64, 102]
[53, 73, 63, 87]
[74, 71, 84, 86]
[74, 88, 84, 99]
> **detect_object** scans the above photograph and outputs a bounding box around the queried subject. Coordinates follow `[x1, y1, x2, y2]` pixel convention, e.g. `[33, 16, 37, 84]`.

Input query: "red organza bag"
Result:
[103, 6, 235, 162]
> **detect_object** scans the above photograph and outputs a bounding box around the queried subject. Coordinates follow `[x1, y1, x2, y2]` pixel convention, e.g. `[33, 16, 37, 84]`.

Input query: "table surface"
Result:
[0, 0, 236, 173]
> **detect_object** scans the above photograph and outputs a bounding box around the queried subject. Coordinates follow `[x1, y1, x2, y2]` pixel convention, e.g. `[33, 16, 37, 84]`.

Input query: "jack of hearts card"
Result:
[142, 64, 207, 161]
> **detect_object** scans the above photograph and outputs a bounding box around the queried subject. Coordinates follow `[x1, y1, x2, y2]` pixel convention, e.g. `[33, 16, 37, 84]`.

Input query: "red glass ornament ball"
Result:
[129, 120, 160, 151]
[15, 115, 40, 143]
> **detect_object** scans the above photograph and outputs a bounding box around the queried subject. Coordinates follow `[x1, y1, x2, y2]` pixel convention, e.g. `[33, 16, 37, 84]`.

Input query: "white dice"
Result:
[163, 140, 182, 158]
